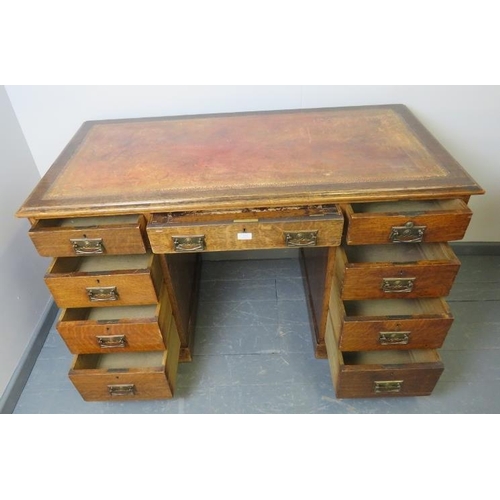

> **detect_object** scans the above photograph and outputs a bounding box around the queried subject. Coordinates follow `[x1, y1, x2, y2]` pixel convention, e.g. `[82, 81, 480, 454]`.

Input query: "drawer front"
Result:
[57, 294, 173, 354]
[29, 215, 147, 257]
[69, 365, 174, 401]
[330, 290, 454, 351]
[336, 244, 461, 300]
[147, 208, 343, 253]
[45, 254, 162, 308]
[325, 313, 444, 398]
[335, 362, 444, 398]
[343, 199, 472, 245]
[69, 325, 181, 401]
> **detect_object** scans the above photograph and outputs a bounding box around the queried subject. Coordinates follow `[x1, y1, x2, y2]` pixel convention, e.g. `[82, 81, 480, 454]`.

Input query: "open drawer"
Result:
[69, 328, 180, 402]
[29, 215, 147, 257]
[45, 253, 163, 308]
[57, 287, 174, 354]
[342, 199, 472, 245]
[146, 205, 343, 253]
[329, 288, 454, 351]
[325, 313, 444, 398]
[336, 243, 461, 300]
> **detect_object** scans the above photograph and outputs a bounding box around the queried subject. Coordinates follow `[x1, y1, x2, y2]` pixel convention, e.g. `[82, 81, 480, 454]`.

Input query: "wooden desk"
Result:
[17, 104, 484, 400]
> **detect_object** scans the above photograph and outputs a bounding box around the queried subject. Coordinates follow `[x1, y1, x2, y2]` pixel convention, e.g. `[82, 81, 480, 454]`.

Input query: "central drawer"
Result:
[336, 243, 461, 300]
[146, 205, 343, 253]
[325, 313, 444, 398]
[45, 253, 163, 308]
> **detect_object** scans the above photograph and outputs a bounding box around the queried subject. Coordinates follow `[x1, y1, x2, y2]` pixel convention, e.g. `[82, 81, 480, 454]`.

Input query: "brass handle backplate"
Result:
[284, 230, 318, 247]
[389, 222, 426, 243]
[107, 384, 136, 396]
[86, 286, 119, 302]
[374, 380, 404, 393]
[172, 235, 205, 252]
[378, 331, 411, 345]
[70, 238, 104, 254]
[381, 277, 415, 293]
[96, 334, 127, 348]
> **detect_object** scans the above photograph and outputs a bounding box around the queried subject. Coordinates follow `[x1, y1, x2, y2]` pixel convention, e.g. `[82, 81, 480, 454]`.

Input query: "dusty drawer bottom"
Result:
[69, 347, 180, 401]
[325, 313, 444, 398]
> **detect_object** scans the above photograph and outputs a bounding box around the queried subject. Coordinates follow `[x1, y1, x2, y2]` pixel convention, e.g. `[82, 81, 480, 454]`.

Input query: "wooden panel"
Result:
[325, 313, 444, 398]
[330, 289, 454, 350]
[160, 253, 201, 361]
[300, 246, 336, 358]
[29, 215, 147, 257]
[147, 208, 343, 253]
[68, 317, 180, 401]
[336, 243, 461, 300]
[16, 105, 484, 219]
[45, 253, 162, 308]
[343, 199, 473, 245]
[56, 288, 173, 353]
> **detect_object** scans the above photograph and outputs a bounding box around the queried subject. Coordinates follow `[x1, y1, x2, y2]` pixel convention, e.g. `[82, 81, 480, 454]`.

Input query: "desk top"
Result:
[17, 104, 484, 219]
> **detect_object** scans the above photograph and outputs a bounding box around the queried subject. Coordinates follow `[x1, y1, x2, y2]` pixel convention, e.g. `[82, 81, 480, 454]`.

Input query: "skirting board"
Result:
[450, 242, 500, 256]
[1, 242, 498, 413]
[0, 300, 59, 414]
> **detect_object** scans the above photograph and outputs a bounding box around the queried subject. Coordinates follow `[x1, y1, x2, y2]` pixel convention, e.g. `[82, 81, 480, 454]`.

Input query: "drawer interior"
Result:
[343, 298, 448, 317]
[50, 254, 152, 274]
[343, 349, 441, 366]
[152, 205, 339, 224]
[350, 199, 466, 214]
[344, 243, 454, 263]
[36, 214, 140, 229]
[61, 305, 158, 322]
[74, 351, 165, 370]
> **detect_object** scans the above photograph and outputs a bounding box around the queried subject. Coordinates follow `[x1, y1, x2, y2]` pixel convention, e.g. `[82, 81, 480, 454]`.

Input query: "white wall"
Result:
[0, 86, 51, 398]
[5, 85, 500, 241]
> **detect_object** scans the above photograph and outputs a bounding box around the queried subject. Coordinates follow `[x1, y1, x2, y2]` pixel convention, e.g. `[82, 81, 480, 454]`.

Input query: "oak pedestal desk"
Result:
[16, 105, 484, 401]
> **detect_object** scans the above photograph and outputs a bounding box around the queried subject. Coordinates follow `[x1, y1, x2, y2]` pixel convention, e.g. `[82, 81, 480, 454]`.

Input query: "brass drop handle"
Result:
[107, 384, 136, 396]
[86, 286, 119, 302]
[96, 334, 127, 348]
[374, 380, 404, 393]
[378, 331, 411, 345]
[172, 235, 206, 252]
[284, 230, 318, 247]
[381, 277, 415, 293]
[70, 237, 104, 254]
[389, 221, 426, 243]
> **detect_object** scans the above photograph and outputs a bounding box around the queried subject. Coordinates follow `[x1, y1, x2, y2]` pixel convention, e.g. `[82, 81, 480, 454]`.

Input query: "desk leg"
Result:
[160, 253, 201, 362]
[300, 246, 337, 359]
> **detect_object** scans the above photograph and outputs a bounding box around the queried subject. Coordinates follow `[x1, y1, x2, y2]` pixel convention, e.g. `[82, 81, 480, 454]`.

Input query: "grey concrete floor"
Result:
[13, 254, 500, 413]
